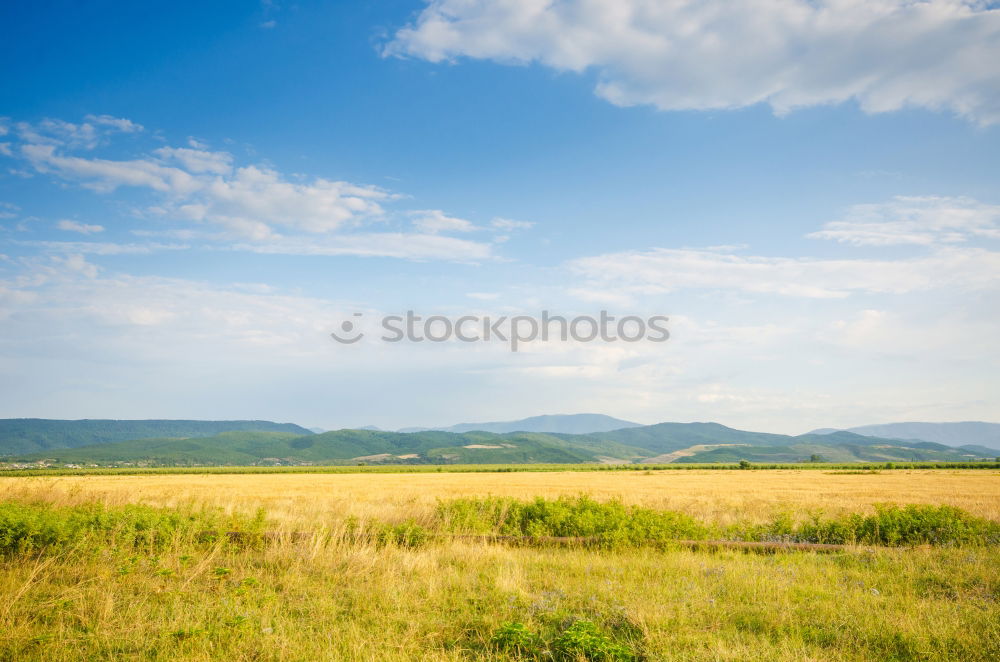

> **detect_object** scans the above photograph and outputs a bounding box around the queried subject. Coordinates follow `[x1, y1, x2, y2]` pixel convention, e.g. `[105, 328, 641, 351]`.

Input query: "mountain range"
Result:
[0, 419, 312, 455]
[2, 417, 996, 468]
[397, 413, 641, 434]
[809, 422, 1000, 449]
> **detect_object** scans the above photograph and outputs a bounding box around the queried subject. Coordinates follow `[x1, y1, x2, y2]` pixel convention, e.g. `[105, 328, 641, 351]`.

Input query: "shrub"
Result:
[487, 619, 643, 661]
[792, 504, 1000, 546]
[372, 520, 430, 548]
[436, 496, 710, 547]
[551, 620, 638, 661]
[0, 500, 265, 555]
[490, 622, 542, 657]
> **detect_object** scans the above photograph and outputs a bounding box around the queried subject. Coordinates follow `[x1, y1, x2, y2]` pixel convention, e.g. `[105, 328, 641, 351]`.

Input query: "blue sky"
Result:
[1, 0, 999, 432]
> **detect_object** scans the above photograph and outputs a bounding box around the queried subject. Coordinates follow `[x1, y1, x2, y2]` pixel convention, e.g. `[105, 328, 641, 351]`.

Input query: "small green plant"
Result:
[0, 500, 267, 556]
[791, 504, 1000, 546]
[373, 520, 430, 548]
[552, 620, 637, 661]
[490, 622, 542, 657]
[437, 495, 709, 547]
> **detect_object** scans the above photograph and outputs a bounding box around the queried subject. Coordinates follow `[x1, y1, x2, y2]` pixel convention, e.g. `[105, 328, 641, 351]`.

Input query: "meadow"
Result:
[1, 469, 998, 660]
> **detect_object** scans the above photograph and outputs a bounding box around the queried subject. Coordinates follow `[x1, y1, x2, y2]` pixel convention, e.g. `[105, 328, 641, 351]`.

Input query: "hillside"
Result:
[585, 425, 994, 464]
[8, 429, 650, 467]
[672, 441, 987, 464]
[0, 419, 314, 456]
[399, 413, 641, 434]
[584, 422, 793, 454]
[6, 420, 997, 468]
[809, 421, 1000, 450]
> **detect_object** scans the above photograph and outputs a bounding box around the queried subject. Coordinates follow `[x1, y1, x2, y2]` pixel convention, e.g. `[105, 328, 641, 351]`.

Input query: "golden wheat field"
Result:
[1, 469, 999, 661]
[6, 468, 998, 525]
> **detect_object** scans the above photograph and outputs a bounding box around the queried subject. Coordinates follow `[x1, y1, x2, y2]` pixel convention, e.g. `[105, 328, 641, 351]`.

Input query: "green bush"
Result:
[490, 622, 542, 657]
[487, 619, 643, 661]
[437, 495, 710, 547]
[371, 519, 430, 548]
[552, 620, 638, 661]
[0, 500, 265, 555]
[792, 504, 1000, 546]
[436, 497, 1000, 548]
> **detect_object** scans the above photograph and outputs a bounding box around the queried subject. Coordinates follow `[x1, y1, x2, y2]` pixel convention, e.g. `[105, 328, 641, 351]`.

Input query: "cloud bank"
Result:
[387, 0, 1000, 123]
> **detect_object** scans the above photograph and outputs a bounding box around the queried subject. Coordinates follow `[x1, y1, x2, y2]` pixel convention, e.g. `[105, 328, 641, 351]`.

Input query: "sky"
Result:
[1, 0, 999, 433]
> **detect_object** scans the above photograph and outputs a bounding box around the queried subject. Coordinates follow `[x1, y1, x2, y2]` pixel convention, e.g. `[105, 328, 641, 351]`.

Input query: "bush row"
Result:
[436, 496, 1000, 548]
[0, 500, 266, 555]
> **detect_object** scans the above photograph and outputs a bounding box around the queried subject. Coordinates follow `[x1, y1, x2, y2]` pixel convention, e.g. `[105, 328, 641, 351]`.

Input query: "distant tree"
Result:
[738, 459, 752, 470]
[809, 454, 824, 463]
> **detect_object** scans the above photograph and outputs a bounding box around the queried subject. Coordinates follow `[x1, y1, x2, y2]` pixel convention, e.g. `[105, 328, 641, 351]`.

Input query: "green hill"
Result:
[4, 420, 995, 468]
[585, 422, 795, 454]
[673, 441, 983, 464]
[0, 419, 314, 456]
[7, 429, 649, 467]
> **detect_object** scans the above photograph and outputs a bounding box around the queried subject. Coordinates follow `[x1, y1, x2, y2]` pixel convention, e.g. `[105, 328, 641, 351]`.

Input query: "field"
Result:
[1, 469, 999, 660]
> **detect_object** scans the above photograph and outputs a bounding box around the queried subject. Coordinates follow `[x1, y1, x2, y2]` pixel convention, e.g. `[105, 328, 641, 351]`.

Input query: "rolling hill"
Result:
[809, 421, 1000, 450]
[0, 419, 314, 456]
[6, 428, 650, 467]
[3, 420, 995, 467]
[398, 413, 641, 434]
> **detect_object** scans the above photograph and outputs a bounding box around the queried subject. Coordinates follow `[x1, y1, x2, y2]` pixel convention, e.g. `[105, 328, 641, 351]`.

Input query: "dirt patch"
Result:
[641, 444, 749, 464]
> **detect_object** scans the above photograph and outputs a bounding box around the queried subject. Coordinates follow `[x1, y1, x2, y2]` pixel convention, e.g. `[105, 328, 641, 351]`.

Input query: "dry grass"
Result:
[4, 468, 997, 527]
[1, 470, 999, 661]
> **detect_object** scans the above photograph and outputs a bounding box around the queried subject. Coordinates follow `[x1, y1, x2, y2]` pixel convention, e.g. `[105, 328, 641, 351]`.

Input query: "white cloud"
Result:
[19, 240, 189, 255]
[387, 0, 1000, 124]
[154, 146, 233, 175]
[18, 141, 390, 237]
[16, 115, 142, 150]
[4, 116, 505, 259]
[569, 245, 1000, 299]
[57, 220, 105, 234]
[411, 209, 478, 233]
[231, 232, 492, 261]
[83, 114, 144, 134]
[51, 254, 99, 278]
[809, 195, 1000, 246]
[22, 143, 201, 194]
[491, 217, 534, 230]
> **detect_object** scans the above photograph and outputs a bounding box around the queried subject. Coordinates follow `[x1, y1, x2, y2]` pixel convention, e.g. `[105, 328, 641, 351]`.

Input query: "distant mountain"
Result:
[404, 413, 642, 435]
[0, 419, 314, 456]
[4, 420, 994, 468]
[8, 428, 648, 467]
[808, 422, 1000, 450]
[586, 422, 790, 455]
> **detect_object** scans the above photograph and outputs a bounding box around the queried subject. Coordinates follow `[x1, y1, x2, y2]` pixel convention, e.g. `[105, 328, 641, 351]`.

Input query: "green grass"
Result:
[1, 494, 998, 660]
[0, 500, 267, 555]
[435, 496, 1000, 548]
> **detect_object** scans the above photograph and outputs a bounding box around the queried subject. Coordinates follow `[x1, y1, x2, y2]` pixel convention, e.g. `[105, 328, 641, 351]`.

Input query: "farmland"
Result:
[1, 469, 998, 660]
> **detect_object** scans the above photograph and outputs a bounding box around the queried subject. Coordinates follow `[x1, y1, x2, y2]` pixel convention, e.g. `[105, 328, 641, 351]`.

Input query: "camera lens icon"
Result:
[330, 313, 364, 344]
